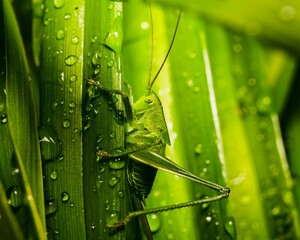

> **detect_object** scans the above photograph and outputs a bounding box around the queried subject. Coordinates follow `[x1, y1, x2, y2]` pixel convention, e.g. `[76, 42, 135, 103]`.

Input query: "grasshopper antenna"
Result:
[147, 0, 154, 90]
[147, 6, 182, 90]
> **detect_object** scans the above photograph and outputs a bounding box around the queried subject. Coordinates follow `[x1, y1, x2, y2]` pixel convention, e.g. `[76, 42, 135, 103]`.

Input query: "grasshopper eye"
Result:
[145, 96, 154, 104]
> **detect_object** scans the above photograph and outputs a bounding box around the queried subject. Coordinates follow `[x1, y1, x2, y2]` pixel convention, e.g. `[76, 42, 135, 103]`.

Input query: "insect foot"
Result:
[106, 220, 125, 229]
[220, 187, 230, 197]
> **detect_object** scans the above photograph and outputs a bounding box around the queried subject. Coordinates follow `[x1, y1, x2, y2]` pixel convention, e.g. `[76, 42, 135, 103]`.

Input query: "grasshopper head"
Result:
[133, 90, 161, 114]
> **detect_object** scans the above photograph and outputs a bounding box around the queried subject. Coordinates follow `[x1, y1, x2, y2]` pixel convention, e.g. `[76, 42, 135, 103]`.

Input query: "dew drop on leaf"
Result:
[71, 36, 79, 44]
[63, 119, 71, 128]
[70, 74, 77, 82]
[39, 126, 62, 162]
[50, 171, 58, 180]
[6, 185, 22, 208]
[64, 13, 71, 20]
[65, 55, 78, 66]
[92, 51, 101, 65]
[0, 101, 5, 112]
[69, 101, 76, 108]
[109, 158, 125, 170]
[205, 215, 212, 223]
[56, 29, 65, 40]
[224, 217, 237, 239]
[110, 132, 115, 138]
[194, 143, 202, 155]
[109, 175, 120, 187]
[108, 3, 113, 10]
[61, 191, 70, 203]
[106, 211, 120, 225]
[91, 222, 96, 231]
[91, 36, 98, 43]
[1, 114, 8, 124]
[147, 214, 161, 233]
[45, 197, 58, 216]
[107, 60, 114, 68]
[53, 0, 65, 9]
[52, 101, 58, 111]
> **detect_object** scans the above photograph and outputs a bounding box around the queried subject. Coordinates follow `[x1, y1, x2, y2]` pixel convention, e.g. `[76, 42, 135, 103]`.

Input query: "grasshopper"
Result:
[97, 3, 230, 240]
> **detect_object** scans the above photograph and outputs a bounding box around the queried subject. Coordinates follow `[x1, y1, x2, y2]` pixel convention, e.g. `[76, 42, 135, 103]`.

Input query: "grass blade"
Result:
[154, 0, 300, 54]
[2, 0, 46, 238]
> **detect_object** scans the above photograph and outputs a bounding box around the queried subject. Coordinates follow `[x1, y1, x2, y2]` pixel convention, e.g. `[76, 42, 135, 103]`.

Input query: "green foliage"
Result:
[0, 0, 299, 239]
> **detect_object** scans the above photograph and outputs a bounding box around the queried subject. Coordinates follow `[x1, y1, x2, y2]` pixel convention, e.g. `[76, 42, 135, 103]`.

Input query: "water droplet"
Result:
[44, 18, 50, 26]
[54, 228, 60, 235]
[109, 175, 120, 187]
[206, 215, 212, 223]
[61, 192, 70, 203]
[109, 158, 125, 170]
[0, 102, 5, 112]
[92, 51, 102, 65]
[256, 133, 264, 142]
[91, 222, 96, 230]
[167, 232, 175, 240]
[94, 65, 101, 76]
[53, 0, 65, 8]
[50, 171, 58, 180]
[256, 96, 272, 114]
[96, 179, 104, 191]
[224, 217, 236, 239]
[248, 78, 256, 86]
[96, 135, 103, 144]
[69, 101, 76, 108]
[107, 60, 114, 68]
[71, 36, 79, 44]
[45, 197, 58, 215]
[11, 168, 20, 175]
[63, 119, 71, 128]
[141, 21, 150, 30]
[68, 86, 73, 93]
[108, 3, 113, 10]
[118, 190, 124, 198]
[194, 143, 202, 155]
[6, 185, 22, 208]
[232, 43, 242, 53]
[58, 154, 64, 161]
[104, 31, 121, 53]
[64, 13, 71, 20]
[271, 204, 281, 216]
[279, 5, 297, 22]
[147, 214, 161, 233]
[65, 55, 78, 66]
[91, 36, 98, 43]
[56, 29, 65, 40]
[106, 211, 120, 225]
[1, 114, 8, 124]
[110, 132, 115, 138]
[52, 101, 58, 111]
[70, 74, 77, 82]
[39, 126, 62, 162]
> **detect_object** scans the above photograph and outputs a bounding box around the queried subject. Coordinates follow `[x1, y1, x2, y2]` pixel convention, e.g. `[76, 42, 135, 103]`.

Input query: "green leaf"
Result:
[154, 0, 300, 54]
[0, 182, 25, 240]
[2, 0, 46, 238]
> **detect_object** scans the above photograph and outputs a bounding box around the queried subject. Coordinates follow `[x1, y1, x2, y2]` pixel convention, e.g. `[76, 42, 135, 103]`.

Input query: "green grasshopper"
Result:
[97, 4, 230, 240]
